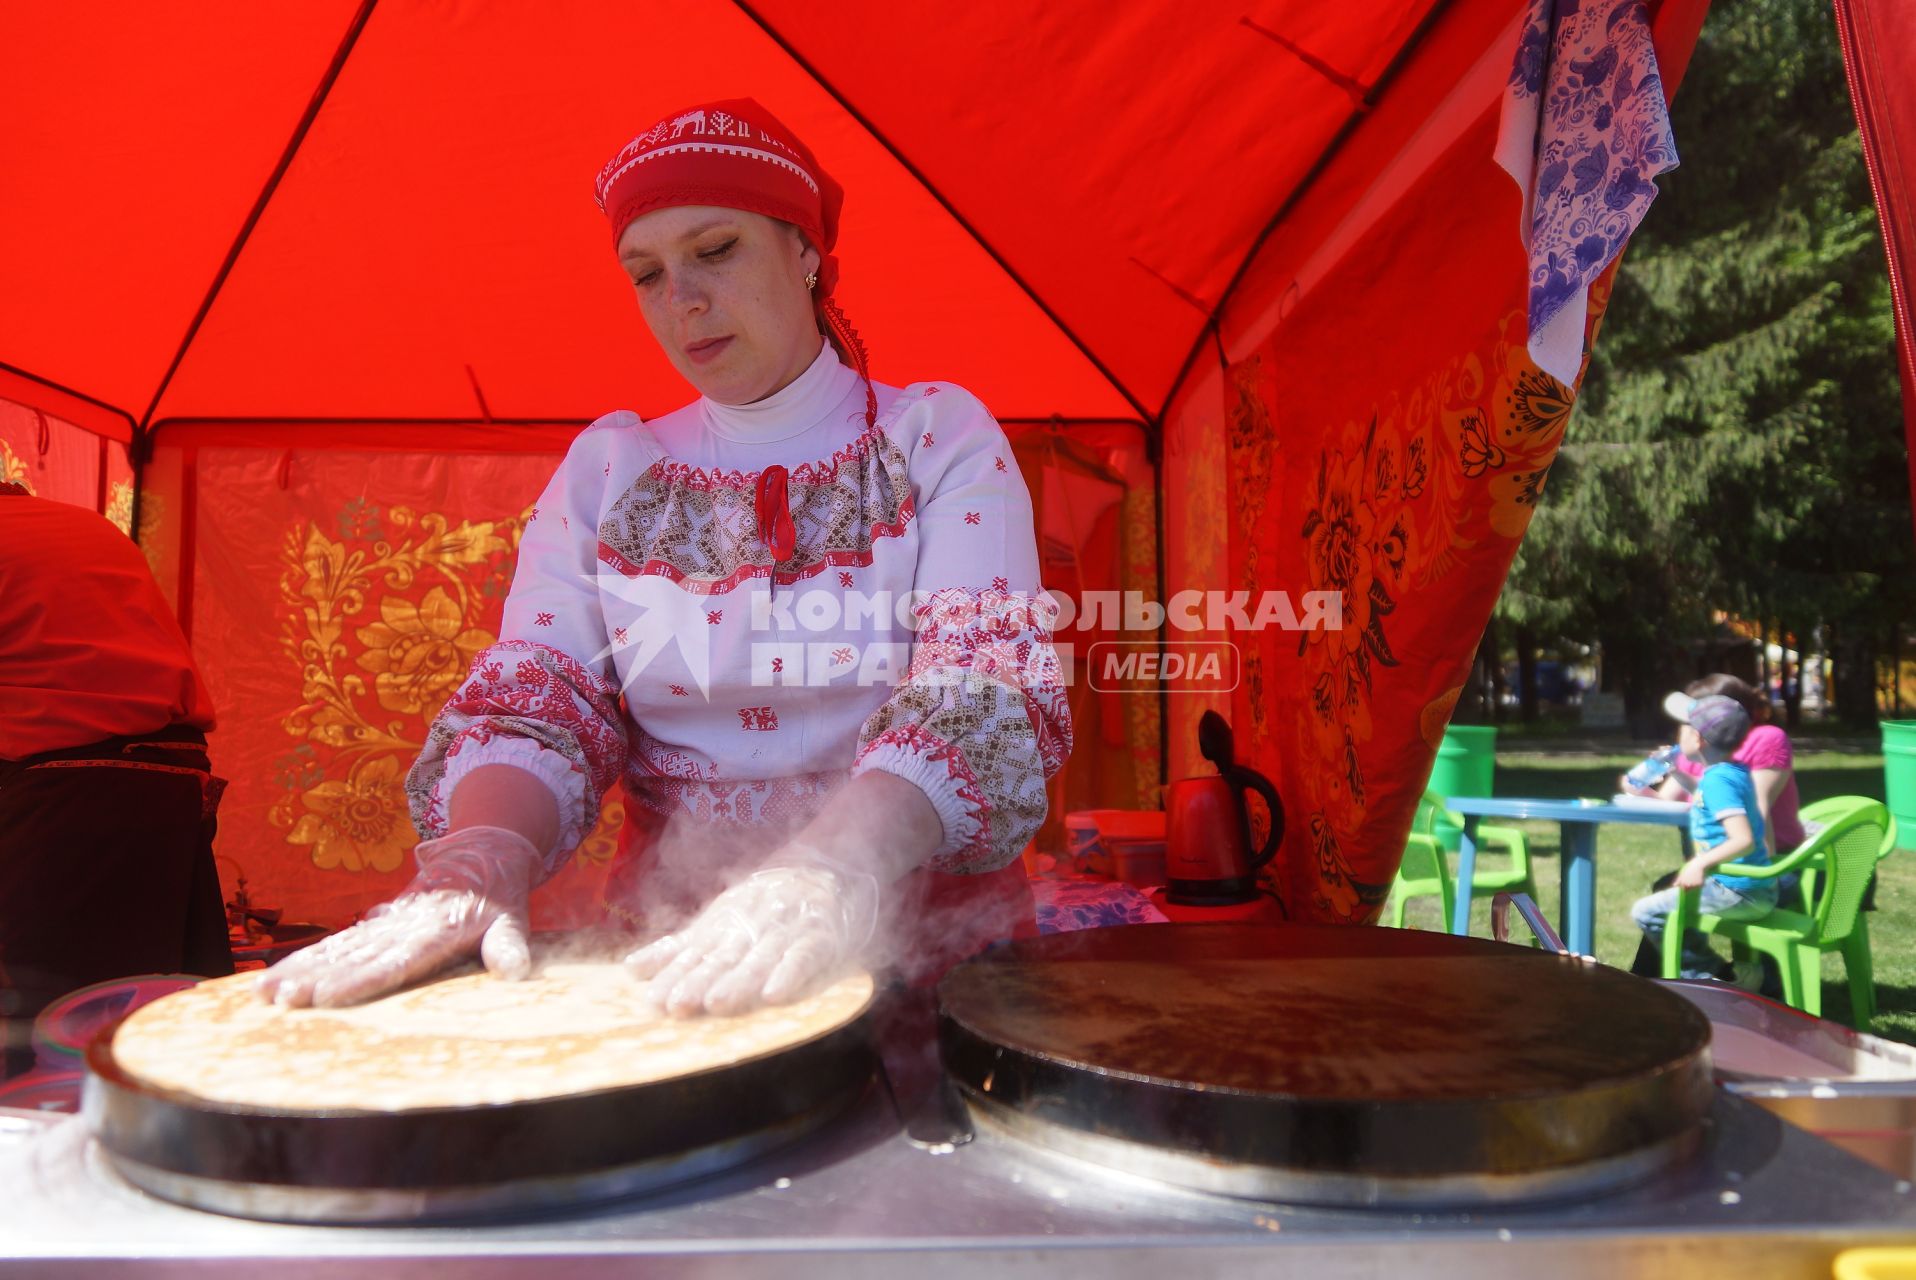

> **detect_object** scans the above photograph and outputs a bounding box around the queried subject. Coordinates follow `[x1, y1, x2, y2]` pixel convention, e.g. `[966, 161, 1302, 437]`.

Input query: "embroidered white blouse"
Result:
[406, 345, 1072, 878]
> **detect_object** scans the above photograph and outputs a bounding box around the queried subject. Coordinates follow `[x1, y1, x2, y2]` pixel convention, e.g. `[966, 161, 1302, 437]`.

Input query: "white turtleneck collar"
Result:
[700, 341, 859, 444]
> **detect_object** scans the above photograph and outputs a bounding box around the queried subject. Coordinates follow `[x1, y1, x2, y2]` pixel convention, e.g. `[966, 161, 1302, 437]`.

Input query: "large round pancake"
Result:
[108, 961, 875, 1112]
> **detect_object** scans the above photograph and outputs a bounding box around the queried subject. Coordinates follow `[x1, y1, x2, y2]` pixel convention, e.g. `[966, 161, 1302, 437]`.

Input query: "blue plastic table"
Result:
[1442, 797, 1693, 956]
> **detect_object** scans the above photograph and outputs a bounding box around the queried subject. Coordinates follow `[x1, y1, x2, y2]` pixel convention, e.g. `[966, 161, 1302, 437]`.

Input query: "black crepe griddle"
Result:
[938, 924, 1715, 1206]
[83, 982, 879, 1223]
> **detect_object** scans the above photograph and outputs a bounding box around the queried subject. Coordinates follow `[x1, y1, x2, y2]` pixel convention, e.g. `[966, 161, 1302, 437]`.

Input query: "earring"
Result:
[805, 271, 819, 289]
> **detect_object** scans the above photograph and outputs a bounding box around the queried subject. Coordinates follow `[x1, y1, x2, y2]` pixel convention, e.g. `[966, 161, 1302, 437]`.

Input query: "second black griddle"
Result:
[938, 924, 1715, 1205]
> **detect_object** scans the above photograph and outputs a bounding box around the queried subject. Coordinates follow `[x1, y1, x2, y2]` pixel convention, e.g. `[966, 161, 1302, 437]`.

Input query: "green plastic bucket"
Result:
[1885, 721, 1916, 852]
[1429, 725, 1498, 850]
[1431, 725, 1498, 798]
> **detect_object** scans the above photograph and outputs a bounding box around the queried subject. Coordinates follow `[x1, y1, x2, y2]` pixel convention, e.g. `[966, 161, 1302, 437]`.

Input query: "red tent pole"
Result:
[1832, 0, 1916, 548]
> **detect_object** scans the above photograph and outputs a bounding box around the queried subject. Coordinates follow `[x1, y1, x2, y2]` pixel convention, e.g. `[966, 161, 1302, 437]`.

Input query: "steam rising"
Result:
[531, 776, 1026, 1003]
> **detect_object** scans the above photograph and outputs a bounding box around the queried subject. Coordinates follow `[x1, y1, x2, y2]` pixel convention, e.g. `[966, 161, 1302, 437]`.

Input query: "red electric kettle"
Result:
[1164, 711, 1284, 905]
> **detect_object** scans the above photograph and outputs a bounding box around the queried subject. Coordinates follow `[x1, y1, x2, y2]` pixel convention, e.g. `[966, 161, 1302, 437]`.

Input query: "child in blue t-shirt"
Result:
[1629, 695, 1775, 986]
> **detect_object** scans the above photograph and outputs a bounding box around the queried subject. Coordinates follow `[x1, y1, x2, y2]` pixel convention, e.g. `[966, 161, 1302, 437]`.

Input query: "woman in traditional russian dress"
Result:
[260, 98, 1071, 1016]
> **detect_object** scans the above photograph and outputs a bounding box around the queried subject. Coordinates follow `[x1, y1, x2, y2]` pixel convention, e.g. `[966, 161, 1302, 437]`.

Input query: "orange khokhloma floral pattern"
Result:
[1, 438, 31, 491]
[1279, 305, 1583, 922]
[1120, 480, 1163, 807]
[104, 479, 162, 544]
[1227, 360, 1278, 749]
[269, 500, 627, 874]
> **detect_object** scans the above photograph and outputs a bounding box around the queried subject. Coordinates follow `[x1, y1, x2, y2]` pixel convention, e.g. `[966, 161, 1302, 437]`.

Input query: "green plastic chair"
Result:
[1384, 799, 1456, 931]
[1385, 791, 1536, 932]
[1660, 800, 1888, 1029]
[1795, 796, 1899, 911]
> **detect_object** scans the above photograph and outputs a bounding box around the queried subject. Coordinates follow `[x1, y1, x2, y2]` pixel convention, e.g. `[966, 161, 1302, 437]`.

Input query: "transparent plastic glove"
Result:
[254, 826, 541, 1008]
[625, 856, 879, 1019]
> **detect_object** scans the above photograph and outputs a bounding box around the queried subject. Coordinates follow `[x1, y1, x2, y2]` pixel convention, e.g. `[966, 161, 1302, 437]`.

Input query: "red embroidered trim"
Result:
[649, 418, 897, 491]
[912, 586, 1060, 639]
[466, 638, 622, 700]
[428, 639, 629, 832]
[595, 494, 915, 595]
[627, 734, 705, 780]
[27, 759, 206, 778]
[26, 759, 224, 819]
[899, 587, 1075, 773]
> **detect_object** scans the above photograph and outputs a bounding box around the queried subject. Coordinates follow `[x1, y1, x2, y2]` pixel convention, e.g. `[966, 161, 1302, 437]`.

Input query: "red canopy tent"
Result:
[1, 0, 1907, 930]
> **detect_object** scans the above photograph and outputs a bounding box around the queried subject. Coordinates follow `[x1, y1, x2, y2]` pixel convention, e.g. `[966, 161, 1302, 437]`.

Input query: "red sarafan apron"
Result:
[600, 801, 1035, 987]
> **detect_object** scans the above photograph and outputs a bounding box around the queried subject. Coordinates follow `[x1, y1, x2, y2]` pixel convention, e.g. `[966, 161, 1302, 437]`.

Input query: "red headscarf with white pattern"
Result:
[594, 97, 876, 439]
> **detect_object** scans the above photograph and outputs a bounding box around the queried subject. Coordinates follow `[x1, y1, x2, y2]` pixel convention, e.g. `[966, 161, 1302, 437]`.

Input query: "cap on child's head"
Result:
[1686, 694, 1751, 752]
[1660, 691, 1696, 722]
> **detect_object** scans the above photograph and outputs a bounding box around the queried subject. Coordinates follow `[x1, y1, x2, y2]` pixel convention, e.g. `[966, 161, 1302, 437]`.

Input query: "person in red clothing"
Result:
[0, 481, 232, 1077]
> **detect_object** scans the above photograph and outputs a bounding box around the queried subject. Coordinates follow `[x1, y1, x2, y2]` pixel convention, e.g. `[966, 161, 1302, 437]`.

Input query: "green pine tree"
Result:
[1501, 0, 1911, 729]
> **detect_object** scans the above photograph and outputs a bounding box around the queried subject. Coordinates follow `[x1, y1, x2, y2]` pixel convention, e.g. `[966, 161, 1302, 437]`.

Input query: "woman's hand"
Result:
[255, 826, 541, 1008]
[624, 772, 936, 1017]
[625, 854, 879, 1018]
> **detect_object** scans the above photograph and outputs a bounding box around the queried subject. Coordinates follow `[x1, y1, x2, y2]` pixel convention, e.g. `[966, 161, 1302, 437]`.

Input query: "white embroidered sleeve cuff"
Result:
[436, 736, 593, 866]
[851, 730, 987, 867]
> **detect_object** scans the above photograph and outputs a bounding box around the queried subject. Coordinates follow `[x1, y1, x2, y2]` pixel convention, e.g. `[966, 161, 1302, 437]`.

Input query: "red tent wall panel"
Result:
[163, 423, 1152, 927]
[1006, 423, 1162, 839]
[171, 440, 619, 930]
[0, 397, 132, 522]
[0, 401, 95, 509]
[1833, 0, 1916, 545]
[1161, 0, 1538, 791]
[1162, 0, 1711, 922]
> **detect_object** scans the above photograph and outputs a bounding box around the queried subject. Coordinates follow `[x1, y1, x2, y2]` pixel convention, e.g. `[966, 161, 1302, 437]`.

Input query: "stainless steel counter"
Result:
[4, 1087, 1914, 1278]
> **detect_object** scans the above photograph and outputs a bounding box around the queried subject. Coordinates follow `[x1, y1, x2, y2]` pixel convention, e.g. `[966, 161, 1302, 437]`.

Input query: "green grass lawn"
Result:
[1394, 750, 1914, 1042]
